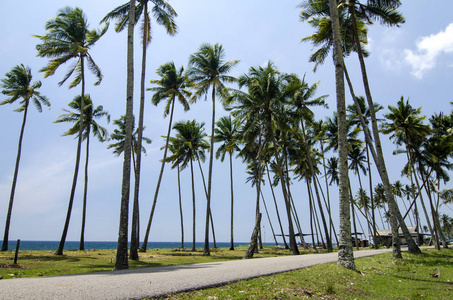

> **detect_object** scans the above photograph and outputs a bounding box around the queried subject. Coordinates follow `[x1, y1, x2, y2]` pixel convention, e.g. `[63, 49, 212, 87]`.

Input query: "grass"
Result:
[1, 246, 452, 299]
[0, 245, 300, 279]
[157, 248, 453, 300]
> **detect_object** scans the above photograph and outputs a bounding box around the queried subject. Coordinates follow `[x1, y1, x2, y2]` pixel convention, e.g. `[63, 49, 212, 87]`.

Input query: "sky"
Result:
[0, 0, 452, 245]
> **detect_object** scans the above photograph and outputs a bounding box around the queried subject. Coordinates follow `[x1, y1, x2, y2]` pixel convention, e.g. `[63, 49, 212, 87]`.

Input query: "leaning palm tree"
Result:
[188, 43, 239, 256]
[54, 95, 110, 251]
[166, 120, 210, 251]
[140, 61, 191, 252]
[301, 0, 421, 257]
[34, 6, 107, 256]
[1, 65, 50, 251]
[214, 115, 241, 250]
[101, 0, 177, 260]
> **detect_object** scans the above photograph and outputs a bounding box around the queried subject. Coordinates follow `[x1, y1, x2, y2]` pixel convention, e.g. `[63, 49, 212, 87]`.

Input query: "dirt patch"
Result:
[0, 263, 23, 269]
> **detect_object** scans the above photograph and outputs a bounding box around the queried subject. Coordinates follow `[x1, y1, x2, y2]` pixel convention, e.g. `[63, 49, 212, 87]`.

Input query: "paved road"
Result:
[0, 249, 392, 300]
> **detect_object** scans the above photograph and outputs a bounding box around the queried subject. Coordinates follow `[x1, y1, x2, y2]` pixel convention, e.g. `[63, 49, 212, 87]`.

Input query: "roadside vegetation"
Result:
[160, 248, 453, 300]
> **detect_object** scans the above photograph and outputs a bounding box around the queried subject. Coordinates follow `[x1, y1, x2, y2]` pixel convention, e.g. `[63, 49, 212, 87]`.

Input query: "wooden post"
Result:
[14, 239, 20, 264]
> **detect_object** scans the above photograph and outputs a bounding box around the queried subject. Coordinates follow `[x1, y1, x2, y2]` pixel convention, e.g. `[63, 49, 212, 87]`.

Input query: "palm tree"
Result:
[140, 61, 191, 252]
[286, 73, 333, 251]
[327, 0, 355, 270]
[382, 97, 437, 246]
[214, 116, 241, 250]
[34, 6, 107, 256]
[107, 115, 152, 173]
[101, 0, 177, 260]
[301, 0, 420, 257]
[115, 0, 135, 270]
[0, 65, 50, 251]
[54, 95, 110, 251]
[108, 114, 151, 250]
[166, 120, 210, 251]
[188, 43, 239, 256]
[230, 62, 299, 255]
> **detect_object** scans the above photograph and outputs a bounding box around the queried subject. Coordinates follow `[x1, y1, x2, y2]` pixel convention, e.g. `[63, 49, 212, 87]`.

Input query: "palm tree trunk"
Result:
[349, 5, 419, 256]
[80, 129, 90, 251]
[1, 101, 29, 251]
[244, 213, 262, 259]
[366, 145, 378, 248]
[300, 120, 332, 251]
[229, 152, 235, 250]
[307, 181, 317, 250]
[114, 0, 135, 270]
[320, 142, 335, 246]
[268, 121, 299, 255]
[177, 164, 184, 249]
[203, 85, 216, 256]
[260, 190, 279, 246]
[56, 56, 86, 256]
[140, 96, 176, 252]
[329, 0, 355, 270]
[130, 0, 149, 260]
[348, 181, 359, 250]
[315, 175, 339, 245]
[190, 159, 196, 252]
[265, 163, 288, 249]
[195, 157, 217, 248]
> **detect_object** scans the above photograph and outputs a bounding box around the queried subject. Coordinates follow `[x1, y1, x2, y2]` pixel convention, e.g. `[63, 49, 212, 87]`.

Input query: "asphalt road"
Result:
[0, 248, 393, 300]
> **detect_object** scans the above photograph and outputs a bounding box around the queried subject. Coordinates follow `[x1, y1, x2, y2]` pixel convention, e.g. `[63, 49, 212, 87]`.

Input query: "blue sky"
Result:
[0, 0, 452, 245]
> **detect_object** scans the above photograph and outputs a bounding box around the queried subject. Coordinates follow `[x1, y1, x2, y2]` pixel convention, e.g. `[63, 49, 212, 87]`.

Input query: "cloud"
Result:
[403, 23, 453, 79]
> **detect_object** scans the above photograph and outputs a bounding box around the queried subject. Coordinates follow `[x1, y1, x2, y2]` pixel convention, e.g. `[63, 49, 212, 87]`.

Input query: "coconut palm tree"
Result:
[229, 62, 299, 255]
[102, 0, 177, 259]
[326, 0, 355, 270]
[214, 116, 241, 250]
[188, 43, 239, 256]
[34, 6, 107, 256]
[166, 120, 210, 251]
[140, 61, 191, 252]
[300, 0, 419, 257]
[54, 95, 110, 251]
[0, 65, 50, 251]
[286, 73, 333, 251]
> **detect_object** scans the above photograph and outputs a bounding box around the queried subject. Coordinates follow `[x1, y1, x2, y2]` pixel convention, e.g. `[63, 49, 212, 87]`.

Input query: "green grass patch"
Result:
[158, 248, 453, 300]
[0, 245, 304, 279]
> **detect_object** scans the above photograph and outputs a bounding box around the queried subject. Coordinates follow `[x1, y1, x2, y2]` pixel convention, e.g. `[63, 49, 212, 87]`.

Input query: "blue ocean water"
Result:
[1, 240, 258, 251]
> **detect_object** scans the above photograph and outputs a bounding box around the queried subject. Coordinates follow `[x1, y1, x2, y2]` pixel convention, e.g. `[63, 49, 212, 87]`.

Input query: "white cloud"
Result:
[403, 23, 453, 79]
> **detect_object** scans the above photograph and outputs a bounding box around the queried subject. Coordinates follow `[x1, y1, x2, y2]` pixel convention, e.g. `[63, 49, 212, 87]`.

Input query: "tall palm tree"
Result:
[102, 0, 177, 260]
[108, 115, 152, 174]
[115, 0, 135, 270]
[1, 65, 50, 251]
[327, 0, 355, 270]
[140, 61, 191, 252]
[214, 116, 241, 250]
[166, 120, 210, 251]
[54, 95, 110, 251]
[300, 0, 420, 257]
[188, 43, 239, 256]
[108, 114, 151, 250]
[34, 6, 107, 256]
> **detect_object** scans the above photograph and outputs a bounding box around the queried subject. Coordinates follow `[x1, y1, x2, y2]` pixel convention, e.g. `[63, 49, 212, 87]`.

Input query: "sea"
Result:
[1, 240, 259, 251]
